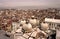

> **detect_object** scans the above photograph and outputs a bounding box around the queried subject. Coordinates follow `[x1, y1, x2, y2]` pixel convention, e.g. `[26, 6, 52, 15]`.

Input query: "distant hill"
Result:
[0, 6, 60, 9]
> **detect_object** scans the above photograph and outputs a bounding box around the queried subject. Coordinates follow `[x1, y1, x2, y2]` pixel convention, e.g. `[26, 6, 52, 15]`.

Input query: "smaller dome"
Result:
[41, 23, 49, 31]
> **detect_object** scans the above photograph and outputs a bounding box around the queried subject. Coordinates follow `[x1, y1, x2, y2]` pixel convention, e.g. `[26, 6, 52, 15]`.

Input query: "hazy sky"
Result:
[0, 0, 60, 8]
